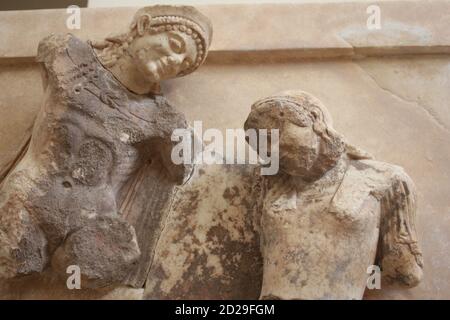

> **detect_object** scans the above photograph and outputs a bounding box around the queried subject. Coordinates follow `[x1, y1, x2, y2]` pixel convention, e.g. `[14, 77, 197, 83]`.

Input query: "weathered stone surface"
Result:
[0, 270, 143, 300]
[0, 5, 213, 294]
[0, 33, 185, 287]
[160, 57, 450, 299]
[2, 56, 449, 299]
[1, 3, 450, 300]
[145, 164, 263, 300]
[144, 89, 426, 300]
[245, 91, 422, 299]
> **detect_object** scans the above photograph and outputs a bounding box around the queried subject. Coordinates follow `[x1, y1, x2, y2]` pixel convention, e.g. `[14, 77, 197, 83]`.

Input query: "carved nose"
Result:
[170, 54, 186, 66]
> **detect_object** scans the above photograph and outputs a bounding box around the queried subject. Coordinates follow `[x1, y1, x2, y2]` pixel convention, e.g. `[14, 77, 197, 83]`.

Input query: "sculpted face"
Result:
[245, 94, 344, 180]
[279, 121, 321, 177]
[129, 31, 197, 82]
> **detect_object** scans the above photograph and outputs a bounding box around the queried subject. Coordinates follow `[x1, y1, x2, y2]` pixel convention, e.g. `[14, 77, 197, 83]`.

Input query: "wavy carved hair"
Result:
[244, 91, 373, 166]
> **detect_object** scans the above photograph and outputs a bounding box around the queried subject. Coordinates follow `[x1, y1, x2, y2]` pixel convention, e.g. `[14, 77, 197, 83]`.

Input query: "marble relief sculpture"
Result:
[0, 5, 212, 288]
[0, 3, 424, 300]
[244, 91, 423, 299]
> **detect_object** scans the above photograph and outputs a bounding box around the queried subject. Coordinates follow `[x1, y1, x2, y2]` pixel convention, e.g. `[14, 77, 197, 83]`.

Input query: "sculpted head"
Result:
[245, 91, 346, 180]
[93, 6, 212, 93]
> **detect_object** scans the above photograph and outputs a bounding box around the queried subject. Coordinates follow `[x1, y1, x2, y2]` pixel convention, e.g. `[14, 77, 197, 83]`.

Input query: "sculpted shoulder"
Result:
[36, 34, 96, 91]
[37, 34, 70, 61]
[36, 34, 86, 64]
[351, 159, 416, 194]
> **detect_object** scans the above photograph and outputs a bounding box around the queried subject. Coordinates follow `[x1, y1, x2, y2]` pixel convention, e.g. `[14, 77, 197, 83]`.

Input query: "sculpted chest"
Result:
[261, 164, 383, 232]
[258, 164, 383, 300]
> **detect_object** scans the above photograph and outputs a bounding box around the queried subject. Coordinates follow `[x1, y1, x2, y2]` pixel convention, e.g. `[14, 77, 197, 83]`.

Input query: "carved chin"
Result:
[145, 70, 160, 83]
[141, 63, 161, 83]
[280, 155, 315, 177]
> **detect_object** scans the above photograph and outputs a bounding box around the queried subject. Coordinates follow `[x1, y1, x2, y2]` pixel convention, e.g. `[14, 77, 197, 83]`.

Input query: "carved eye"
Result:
[311, 110, 319, 119]
[169, 36, 185, 54]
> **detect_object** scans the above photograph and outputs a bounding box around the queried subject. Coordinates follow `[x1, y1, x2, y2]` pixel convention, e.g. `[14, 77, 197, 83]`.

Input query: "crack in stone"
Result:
[354, 62, 450, 135]
[336, 34, 357, 57]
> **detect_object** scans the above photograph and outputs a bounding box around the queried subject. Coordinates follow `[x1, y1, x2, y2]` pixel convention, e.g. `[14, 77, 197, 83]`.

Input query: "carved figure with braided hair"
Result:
[245, 91, 423, 299]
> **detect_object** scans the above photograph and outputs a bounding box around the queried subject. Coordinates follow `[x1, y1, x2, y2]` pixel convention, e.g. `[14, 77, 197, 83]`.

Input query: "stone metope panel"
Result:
[0, 2, 449, 299]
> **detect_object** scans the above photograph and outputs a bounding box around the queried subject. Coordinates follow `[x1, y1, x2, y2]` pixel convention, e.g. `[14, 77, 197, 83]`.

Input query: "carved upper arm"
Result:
[377, 168, 423, 287]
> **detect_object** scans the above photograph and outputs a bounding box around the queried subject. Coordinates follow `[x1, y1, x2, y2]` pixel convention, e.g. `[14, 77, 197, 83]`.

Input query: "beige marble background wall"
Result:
[0, 1, 449, 299]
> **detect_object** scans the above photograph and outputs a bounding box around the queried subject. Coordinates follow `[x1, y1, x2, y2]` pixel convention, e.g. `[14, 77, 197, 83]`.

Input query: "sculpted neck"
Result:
[291, 155, 348, 188]
[95, 51, 161, 95]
